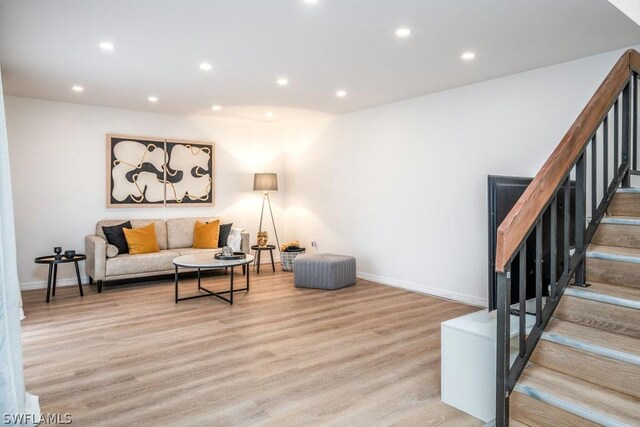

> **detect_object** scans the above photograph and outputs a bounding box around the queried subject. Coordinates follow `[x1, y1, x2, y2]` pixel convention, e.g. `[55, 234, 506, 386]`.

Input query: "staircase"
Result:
[510, 188, 640, 426]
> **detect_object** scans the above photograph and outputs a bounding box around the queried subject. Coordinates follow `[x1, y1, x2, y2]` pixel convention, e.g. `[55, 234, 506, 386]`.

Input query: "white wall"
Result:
[284, 46, 640, 307]
[5, 97, 287, 288]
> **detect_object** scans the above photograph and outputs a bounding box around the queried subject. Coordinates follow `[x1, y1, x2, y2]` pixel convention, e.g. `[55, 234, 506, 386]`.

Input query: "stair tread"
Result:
[517, 366, 639, 425]
[587, 243, 640, 258]
[572, 281, 640, 302]
[601, 215, 640, 225]
[546, 318, 640, 358]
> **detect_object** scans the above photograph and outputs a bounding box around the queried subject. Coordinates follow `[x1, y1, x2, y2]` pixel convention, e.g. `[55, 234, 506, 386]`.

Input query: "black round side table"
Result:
[34, 254, 86, 303]
[251, 245, 276, 274]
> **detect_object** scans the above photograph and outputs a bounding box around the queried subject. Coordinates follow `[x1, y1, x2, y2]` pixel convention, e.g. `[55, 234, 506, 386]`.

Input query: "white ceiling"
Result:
[1, 0, 639, 121]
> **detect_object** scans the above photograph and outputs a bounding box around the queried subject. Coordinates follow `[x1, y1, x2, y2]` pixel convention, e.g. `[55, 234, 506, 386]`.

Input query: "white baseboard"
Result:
[357, 271, 487, 308]
[21, 276, 91, 290]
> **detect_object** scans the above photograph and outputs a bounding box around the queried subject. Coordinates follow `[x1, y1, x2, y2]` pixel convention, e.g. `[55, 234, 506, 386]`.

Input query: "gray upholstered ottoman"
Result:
[294, 253, 356, 290]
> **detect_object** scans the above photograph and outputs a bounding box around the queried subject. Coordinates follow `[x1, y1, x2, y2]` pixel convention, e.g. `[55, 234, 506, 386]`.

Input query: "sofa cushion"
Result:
[167, 217, 220, 249]
[106, 249, 180, 276]
[123, 223, 160, 255]
[106, 244, 119, 258]
[97, 219, 168, 250]
[193, 220, 220, 249]
[218, 223, 233, 247]
[102, 221, 132, 254]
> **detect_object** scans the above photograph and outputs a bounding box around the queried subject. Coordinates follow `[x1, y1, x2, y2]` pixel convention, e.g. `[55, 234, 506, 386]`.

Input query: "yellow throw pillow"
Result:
[193, 219, 220, 249]
[123, 223, 160, 255]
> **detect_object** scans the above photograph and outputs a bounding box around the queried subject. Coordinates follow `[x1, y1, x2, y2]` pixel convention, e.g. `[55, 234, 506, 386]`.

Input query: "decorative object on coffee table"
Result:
[251, 244, 276, 274]
[253, 173, 280, 252]
[54, 246, 62, 260]
[35, 254, 86, 303]
[64, 250, 76, 259]
[294, 253, 356, 290]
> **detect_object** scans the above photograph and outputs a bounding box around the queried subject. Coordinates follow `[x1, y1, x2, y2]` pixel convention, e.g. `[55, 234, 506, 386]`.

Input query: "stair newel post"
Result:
[622, 79, 632, 187]
[575, 151, 588, 287]
[496, 269, 511, 427]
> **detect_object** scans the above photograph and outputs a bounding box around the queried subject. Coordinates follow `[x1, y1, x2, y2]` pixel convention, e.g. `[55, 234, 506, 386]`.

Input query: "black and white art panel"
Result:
[107, 135, 215, 207]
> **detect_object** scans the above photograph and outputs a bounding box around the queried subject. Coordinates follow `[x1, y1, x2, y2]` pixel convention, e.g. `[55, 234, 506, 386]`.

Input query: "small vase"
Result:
[257, 231, 269, 247]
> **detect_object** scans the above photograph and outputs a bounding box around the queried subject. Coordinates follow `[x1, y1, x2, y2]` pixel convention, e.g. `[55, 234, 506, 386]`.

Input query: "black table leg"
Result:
[269, 249, 275, 272]
[246, 262, 250, 292]
[174, 265, 179, 303]
[46, 264, 53, 303]
[257, 250, 261, 274]
[230, 266, 234, 305]
[52, 264, 58, 296]
[197, 268, 201, 290]
[74, 261, 84, 297]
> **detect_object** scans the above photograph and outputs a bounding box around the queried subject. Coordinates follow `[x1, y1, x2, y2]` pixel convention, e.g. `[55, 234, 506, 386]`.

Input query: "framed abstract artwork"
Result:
[106, 134, 215, 207]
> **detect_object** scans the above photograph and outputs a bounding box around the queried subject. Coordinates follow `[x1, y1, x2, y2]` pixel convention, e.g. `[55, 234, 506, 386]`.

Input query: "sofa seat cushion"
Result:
[106, 249, 180, 276]
[173, 248, 220, 257]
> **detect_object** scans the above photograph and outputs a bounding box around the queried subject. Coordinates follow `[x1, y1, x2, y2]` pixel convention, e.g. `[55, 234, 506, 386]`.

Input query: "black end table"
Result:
[35, 254, 85, 303]
[251, 245, 276, 273]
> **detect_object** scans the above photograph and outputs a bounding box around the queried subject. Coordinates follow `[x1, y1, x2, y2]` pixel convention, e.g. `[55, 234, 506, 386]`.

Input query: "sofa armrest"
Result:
[85, 235, 107, 281]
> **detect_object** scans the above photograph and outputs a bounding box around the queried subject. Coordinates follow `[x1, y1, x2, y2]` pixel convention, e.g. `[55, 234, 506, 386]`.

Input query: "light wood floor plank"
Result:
[21, 265, 481, 426]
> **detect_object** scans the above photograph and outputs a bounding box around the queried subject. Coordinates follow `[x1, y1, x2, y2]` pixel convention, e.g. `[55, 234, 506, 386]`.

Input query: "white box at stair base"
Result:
[441, 309, 535, 422]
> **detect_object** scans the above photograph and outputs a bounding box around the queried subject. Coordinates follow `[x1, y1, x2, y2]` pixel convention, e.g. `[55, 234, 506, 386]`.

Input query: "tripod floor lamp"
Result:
[254, 173, 280, 251]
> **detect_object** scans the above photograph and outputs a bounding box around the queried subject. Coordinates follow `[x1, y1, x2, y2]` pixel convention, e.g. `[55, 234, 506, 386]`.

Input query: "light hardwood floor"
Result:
[20, 265, 482, 426]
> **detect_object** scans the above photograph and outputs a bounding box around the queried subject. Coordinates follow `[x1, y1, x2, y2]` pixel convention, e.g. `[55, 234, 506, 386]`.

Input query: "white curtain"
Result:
[0, 67, 39, 422]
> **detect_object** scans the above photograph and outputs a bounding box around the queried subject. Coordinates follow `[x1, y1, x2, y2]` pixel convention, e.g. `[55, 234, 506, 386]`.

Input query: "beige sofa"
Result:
[85, 218, 250, 292]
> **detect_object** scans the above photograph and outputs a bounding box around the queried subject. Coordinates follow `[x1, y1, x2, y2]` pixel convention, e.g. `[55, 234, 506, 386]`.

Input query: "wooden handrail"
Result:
[495, 49, 640, 273]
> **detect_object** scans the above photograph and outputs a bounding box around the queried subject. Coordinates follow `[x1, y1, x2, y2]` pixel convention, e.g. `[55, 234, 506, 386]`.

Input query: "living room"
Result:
[1, 1, 639, 426]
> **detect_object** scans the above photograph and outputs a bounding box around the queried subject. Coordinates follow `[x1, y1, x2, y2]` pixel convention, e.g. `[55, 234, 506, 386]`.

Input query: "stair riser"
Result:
[511, 392, 598, 427]
[586, 258, 640, 288]
[609, 192, 640, 216]
[555, 296, 640, 338]
[592, 224, 640, 249]
[530, 341, 640, 399]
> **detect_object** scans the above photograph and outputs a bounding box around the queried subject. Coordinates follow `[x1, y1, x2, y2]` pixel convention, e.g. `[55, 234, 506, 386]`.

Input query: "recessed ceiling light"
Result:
[99, 42, 114, 51]
[72, 85, 84, 92]
[395, 28, 411, 38]
[212, 105, 222, 111]
[148, 96, 158, 102]
[266, 112, 275, 118]
[277, 78, 289, 86]
[199, 62, 212, 71]
[336, 90, 347, 98]
[461, 51, 476, 60]
[304, 0, 319, 4]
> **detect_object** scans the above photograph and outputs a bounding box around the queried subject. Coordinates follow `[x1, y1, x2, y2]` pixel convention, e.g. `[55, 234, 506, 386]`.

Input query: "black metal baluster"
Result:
[615, 99, 620, 172]
[563, 176, 570, 285]
[633, 72, 638, 171]
[603, 116, 609, 195]
[591, 135, 597, 216]
[623, 80, 631, 187]
[550, 197, 557, 299]
[535, 221, 542, 326]
[575, 152, 587, 286]
[496, 270, 511, 427]
[519, 245, 526, 358]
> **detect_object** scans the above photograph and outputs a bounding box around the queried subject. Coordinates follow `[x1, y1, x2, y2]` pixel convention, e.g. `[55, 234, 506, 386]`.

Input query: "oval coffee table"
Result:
[173, 253, 254, 305]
